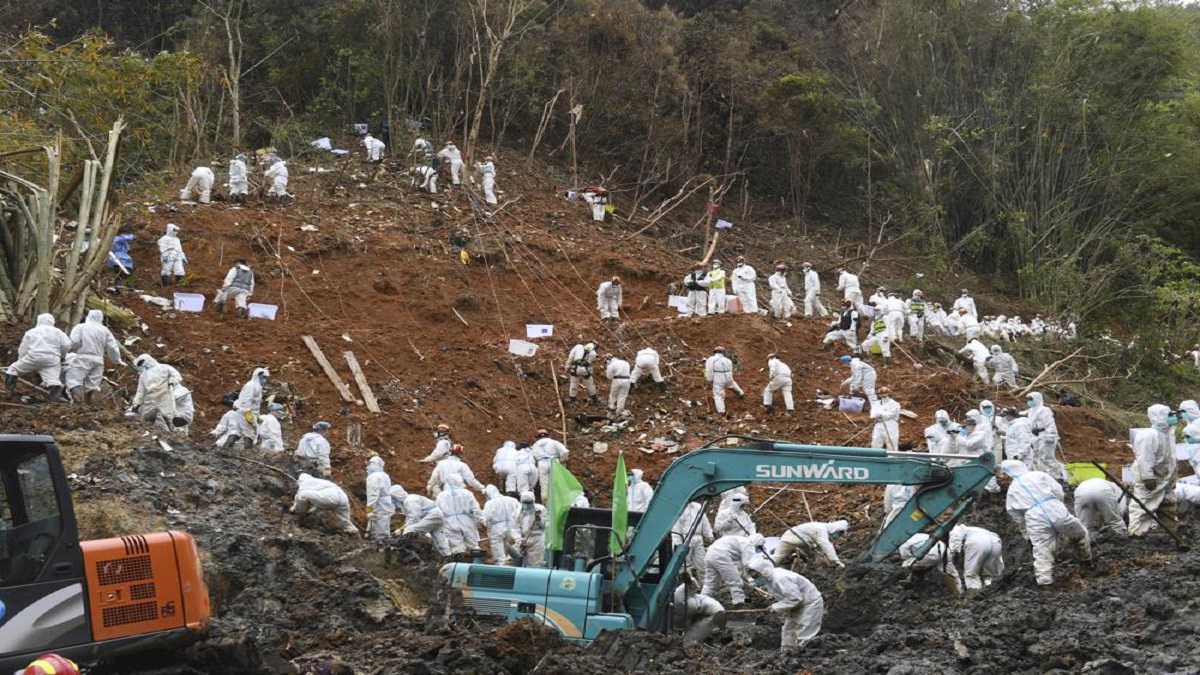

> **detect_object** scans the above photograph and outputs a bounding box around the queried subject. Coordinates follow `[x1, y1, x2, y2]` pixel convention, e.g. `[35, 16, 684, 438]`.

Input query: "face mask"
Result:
[522, 503, 533, 511]
[1026, 400, 1035, 409]
[1181, 412, 1190, 423]
[754, 577, 767, 587]
[1167, 415, 1179, 426]
[982, 407, 993, 416]
[939, 421, 949, 428]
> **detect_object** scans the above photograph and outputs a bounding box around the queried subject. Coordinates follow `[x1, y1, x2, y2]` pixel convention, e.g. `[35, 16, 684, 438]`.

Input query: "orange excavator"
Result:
[0, 436, 209, 670]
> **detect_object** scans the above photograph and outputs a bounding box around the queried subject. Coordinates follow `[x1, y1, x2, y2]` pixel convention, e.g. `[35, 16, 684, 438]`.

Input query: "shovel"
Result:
[725, 607, 770, 627]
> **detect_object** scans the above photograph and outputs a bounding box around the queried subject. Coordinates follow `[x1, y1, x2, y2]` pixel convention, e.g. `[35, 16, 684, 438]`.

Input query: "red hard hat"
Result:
[25, 655, 80, 675]
[450, 443, 464, 455]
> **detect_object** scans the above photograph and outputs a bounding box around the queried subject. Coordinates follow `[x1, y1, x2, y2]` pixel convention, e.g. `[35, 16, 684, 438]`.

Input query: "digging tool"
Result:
[1090, 461, 1189, 551]
[724, 606, 771, 627]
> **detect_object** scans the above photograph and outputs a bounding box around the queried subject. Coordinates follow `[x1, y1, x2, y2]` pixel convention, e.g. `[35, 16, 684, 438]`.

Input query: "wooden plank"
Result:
[301, 335, 355, 402]
[343, 351, 381, 413]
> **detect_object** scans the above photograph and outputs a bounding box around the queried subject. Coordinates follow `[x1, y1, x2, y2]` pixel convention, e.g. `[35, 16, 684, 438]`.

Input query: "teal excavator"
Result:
[441, 436, 994, 640]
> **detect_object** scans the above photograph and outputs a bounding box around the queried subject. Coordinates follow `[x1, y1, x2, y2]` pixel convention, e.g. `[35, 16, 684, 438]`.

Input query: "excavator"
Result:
[0, 435, 210, 670]
[442, 436, 994, 640]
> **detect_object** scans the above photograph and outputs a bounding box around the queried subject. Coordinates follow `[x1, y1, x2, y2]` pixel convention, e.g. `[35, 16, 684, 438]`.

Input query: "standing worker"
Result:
[263, 157, 290, 203]
[225, 367, 269, 451]
[714, 492, 756, 537]
[836, 266, 864, 314]
[5, 314, 71, 402]
[762, 354, 794, 414]
[213, 258, 255, 318]
[481, 485, 520, 564]
[768, 264, 796, 320]
[564, 342, 599, 404]
[905, 290, 927, 342]
[682, 263, 710, 318]
[418, 424, 454, 464]
[627, 469, 655, 512]
[436, 474, 484, 555]
[869, 387, 901, 452]
[959, 338, 991, 383]
[731, 256, 759, 314]
[228, 154, 249, 203]
[988, 345, 1019, 390]
[1026, 392, 1064, 478]
[158, 224, 187, 287]
[704, 346, 744, 417]
[596, 276, 622, 321]
[365, 456, 395, 539]
[65, 310, 123, 405]
[631, 346, 666, 392]
[706, 261, 728, 314]
[107, 227, 135, 287]
[672, 502, 714, 577]
[605, 354, 632, 417]
[475, 155, 498, 204]
[437, 141, 464, 185]
[513, 492, 547, 567]
[531, 429, 569, 502]
[1128, 404, 1180, 537]
[801, 262, 827, 317]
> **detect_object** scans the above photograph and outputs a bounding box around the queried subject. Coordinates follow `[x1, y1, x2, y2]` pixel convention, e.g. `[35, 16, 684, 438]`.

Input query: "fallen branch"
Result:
[457, 393, 495, 418]
[452, 308, 470, 326]
[1018, 347, 1084, 397]
[408, 339, 425, 361]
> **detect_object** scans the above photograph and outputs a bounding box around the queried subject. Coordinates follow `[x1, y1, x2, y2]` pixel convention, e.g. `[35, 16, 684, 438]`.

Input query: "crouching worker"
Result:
[291, 473, 359, 535]
[747, 558, 824, 653]
[672, 579, 726, 644]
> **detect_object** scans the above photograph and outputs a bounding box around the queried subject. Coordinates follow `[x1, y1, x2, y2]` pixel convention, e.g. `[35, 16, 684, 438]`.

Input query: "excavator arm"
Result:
[613, 437, 994, 629]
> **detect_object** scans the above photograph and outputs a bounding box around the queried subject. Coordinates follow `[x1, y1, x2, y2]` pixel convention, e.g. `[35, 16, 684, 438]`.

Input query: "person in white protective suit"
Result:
[1001, 459, 1091, 585]
[926, 302, 949, 336]
[706, 260, 728, 315]
[882, 482, 916, 526]
[393, 486, 451, 556]
[957, 308, 982, 340]
[1026, 392, 1064, 479]
[258, 402, 285, 453]
[958, 338, 990, 383]
[631, 346, 666, 392]
[179, 166, 214, 203]
[800, 262, 828, 317]
[513, 442, 538, 497]
[672, 501, 714, 577]
[158, 224, 187, 287]
[840, 355, 877, 400]
[952, 289, 977, 318]
[868, 287, 888, 309]
[682, 263, 710, 318]
[731, 256, 759, 314]
[1073, 477, 1126, 537]
[437, 142, 464, 185]
[564, 342, 599, 404]
[704, 346, 744, 415]
[835, 267, 865, 314]
[860, 308, 891, 365]
[627, 469, 655, 512]
[492, 441, 519, 494]
[823, 301, 861, 352]
[513, 491, 547, 567]
[65, 310, 123, 404]
[884, 292, 907, 343]
[531, 429, 569, 502]
[362, 133, 386, 162]
[475, 155, 498, 204]
[128, 354, 191, 429]
[223, 367, 269, 450]
[975, 401, 998, 454]
[6, 314, 70, 402]
[1176, 482, 1200, 516]
[209, 409, 242, 448]
[427, 445, 486, 497]
[364, 456, 395, 539]
[923, 410, 954, 454]
[437, 474, 484, 555]
[768, 264, 796, 320]
[228, 154, 249, 202]
[948, 524, 1004, 590]
[1179, 399, 1200, 476]
[869, 387, 901, 452]
[410, 136, 434, 163]
[605, 354, 632, 417]
[958, 417, 1001, 493]
[291, 473, 358, 535]
[762, 354, 794, 414]
[906, 290, 927, 341]
[263, 157, 290, 201]
[999, 407, 1034, 466]
[714, 492, 756, 538]
[596, 276, 622, 320]
[410, 165, 438, 194]
[702, 534, 766, 606]
[672, 583, 726, 644]
[989, 344, 1019, 390]
[481, 485, 520, 564]
[770, 520, 848, 568]
[1128, 404, 1180, 537]
[418, 424, 454, 464]
[899, 532, 963, 595]
[214, 259, 255, 318]
[746, 557, 824, 651]
[294, 421, 333, 478]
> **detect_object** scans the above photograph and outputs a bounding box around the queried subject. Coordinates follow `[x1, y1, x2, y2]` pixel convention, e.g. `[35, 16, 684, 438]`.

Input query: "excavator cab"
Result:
[0, 435, 209, 671]
[555, 507, 674, 613]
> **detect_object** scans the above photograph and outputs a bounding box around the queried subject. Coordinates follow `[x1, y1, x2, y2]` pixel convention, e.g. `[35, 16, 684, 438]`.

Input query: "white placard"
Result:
[248, 303, 278, 320]
[173, 293, 205, 312]
[508, 339, 538, 357]
[715, 219, 733, 229]
[668, 295, 689, 312]
[526, 324, 554, 339]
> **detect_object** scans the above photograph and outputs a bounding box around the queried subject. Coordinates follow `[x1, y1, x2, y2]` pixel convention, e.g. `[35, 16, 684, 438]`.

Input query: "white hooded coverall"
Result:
[8, 314, 71, 387]
[476, 160, 497, 204]
[258, 412, 283, 453]
[365, 456, 395, 538]
[1128, 404, 1179, 537]
[713, 495, 756, 538]
[232, 368, 267, 443]
[959, 339, 990, 383]
[627, 469, 654, 512]
[606, 357, 632, 415]
[180, 166, 214, 203]
[749, 559, 824, 649]
[702, 535, 763, 605]
[130, 356, 186, 427]
[565, 344, 598, 398]
[66, 310, 121, 392]
[631, 348, 664, 385]
[870, 395, 901, 452]
[1003, 416, 1034, 467]
[292, 473, 358, 535]
[363, 134, 386, 161]
[731, 262, 758, 314]
[899, 533, 962, 594]
[492, 441, 519, 493]
[531, 436, 569, 501]
[836, 270, 864, 313]
[843, 358, 877, 400]
[596, 281, 622, 320]
[264, 160, 289, 197]
[682, 269, 709, 318]
[437, 474, 484, 554]
[768, 271, 795, 320]
[228, 157, 248, 196]
[398, 490, 450, 556]
[882, 483, 916, 526]
[672, 585, 725, 643]
[513, 446, 538, 495]
[215, 263, 255, 310]
[428, 455, 486, 497]
[948, 525, 1004, 589]
[412, 165, 438, 193]
[884, 296, 906, 342]
[1181, 399, 1200, 476]
[514, 500, 547, 567]
[771, 521, 847, 567]
[437, 144, 464, 185]
[1073, 478, 1126, 536]
[1001, 460, 1090, 585]
[763, 357, 794, 411]
[990, 345, 1018, 389]
[672, 502, 714, 577]
[481, 485, 520, 564]
[294, 432, 332, 477]
[704, 353, 743, 414]
[802, 268, 828, 317]
[1027, 392, 1064, 479]
[158, 224, 186, 277]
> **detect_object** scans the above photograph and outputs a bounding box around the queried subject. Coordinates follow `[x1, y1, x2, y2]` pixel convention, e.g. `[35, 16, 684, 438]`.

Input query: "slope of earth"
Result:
[0, 156, 1184, 674]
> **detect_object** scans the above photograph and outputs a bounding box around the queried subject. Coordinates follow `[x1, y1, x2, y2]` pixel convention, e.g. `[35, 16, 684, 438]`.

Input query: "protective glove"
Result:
[1143, 479, 1157, 491]
[901, 558, 915, 569]
[835, 561, 846, 569]
[244, 410, 256, 424]
[366, 506, 374, 517]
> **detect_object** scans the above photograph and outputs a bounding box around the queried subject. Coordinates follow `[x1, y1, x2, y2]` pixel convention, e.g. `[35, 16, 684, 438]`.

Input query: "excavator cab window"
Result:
[558, 507, 671, 584]
[0, 450, 65, 587]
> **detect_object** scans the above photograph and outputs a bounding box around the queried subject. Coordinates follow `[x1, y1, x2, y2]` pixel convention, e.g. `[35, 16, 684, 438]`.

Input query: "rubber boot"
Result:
[214, 300, 225, 314]
[223, 435, 241, 449]
[238, 307, 248, 319]
[69, 385, 84, 403]
[84, 390, 96, 405]
[5, 373, 16, 397]
[47, 385, 65, 404]
[243, 437, 254, 451]
[884, 356, 894, 367]
[657, 381, 667, 392]
[764, 404, 775, 414]
[161, 274, 171, 288]
[588, 395, 600, 405]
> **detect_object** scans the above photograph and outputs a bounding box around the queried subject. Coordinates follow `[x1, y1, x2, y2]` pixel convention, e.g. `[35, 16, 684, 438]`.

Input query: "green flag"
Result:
[547, 459, 583, 551]
[610, 452, 628, 554]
